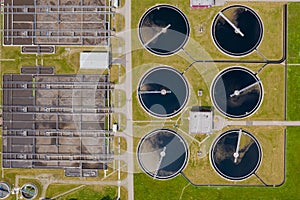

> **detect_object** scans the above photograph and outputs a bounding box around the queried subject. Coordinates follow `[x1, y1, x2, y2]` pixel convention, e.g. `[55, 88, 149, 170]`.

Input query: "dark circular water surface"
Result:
[211, 129, 262, 180]
[211, 67, 263, 118]
[0, 182, 10, 199]
[137, 129, 189, 180]
[212, 5, 263, 56]
[138, 66, 189, 118]
[21, 183, 38, 200]
[139, 5, 190, 56]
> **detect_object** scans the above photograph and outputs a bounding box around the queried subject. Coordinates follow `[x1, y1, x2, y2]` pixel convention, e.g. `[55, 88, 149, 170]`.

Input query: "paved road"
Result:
[51, 185, 86, 199]
[216, 0, 300, 5]
[115, 0, 134, 199]
[227, 0, 300, 1]
[15, 172, 128, 199]
[227, 120, 300, 126]
[112, 57, 126, 66]
[111, 3, 288, 200]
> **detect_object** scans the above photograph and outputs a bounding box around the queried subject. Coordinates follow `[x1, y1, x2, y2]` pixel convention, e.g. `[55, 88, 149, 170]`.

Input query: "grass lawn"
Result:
[182, 125, 285, 186]
[134, 126, 298, 200]
[114, 13, 125, 32]
[110, 64, 126, 84]
[133, 2, 300, 199]
[288, 3, 300, 63]
[287, 3, 300, 121]
[287, 66, 300, 120]
[46, 184, 127, 200]
[131, 1, 285, 122]
[46, 184, 80, 198]
[61, 185, 127, 200]
[250, 64, 285, 120]
[131, 1, 284, 61]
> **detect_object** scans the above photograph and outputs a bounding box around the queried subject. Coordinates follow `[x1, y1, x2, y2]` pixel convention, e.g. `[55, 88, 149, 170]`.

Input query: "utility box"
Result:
[113, 123, 118, 132]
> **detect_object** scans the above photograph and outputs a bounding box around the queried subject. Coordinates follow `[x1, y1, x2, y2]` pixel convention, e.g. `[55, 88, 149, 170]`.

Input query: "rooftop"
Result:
[189, 106, 213, 134]
[80, 52, 110, 69]
[190, 0, 215, 8]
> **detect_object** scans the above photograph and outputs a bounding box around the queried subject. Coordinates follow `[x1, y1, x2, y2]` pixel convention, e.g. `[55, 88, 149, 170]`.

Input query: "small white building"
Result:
[112, 123, 118, 132]
[190, 0, 215, 8]
[80, 52, 110, 69]
[113, 0, 119, 8]
[189, 106, 213, 134]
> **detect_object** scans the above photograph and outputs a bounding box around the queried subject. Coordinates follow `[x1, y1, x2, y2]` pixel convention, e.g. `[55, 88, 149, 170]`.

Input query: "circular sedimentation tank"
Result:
[137, 129, 189, 180]
[210, 129, 262, 180]
[138, 5, 190, 56]
[211, 66, 263, 118]
[0, 182, 10, 199]
[138, 66, 189, 118]
[212, 5, 263, 57]
[20, 183, 38, 200]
